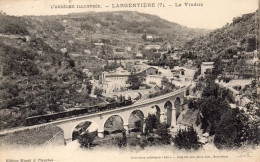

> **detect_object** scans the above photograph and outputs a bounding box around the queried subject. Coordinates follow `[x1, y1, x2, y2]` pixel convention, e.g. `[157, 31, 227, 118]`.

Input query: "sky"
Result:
[0, 0, 258, 29]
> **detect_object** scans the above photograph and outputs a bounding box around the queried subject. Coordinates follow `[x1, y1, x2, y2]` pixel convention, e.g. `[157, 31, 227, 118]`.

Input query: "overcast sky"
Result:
[0, 0, 258, 29]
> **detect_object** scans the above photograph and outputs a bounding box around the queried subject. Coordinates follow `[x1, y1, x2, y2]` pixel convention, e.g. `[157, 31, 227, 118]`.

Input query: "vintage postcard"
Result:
[0, 0, 259, 162]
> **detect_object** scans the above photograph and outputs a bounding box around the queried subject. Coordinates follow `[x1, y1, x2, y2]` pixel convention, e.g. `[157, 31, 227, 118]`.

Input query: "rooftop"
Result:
[145, 45, 161, 50]
[226, 79, 252, 86]
[202, 62, 214, 65]
[94, 43, 104, 46]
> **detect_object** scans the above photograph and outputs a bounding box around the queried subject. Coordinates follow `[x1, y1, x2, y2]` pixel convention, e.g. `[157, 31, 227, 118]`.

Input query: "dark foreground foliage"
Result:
[78, 132, 96, 149]
[172, 126, 202, 150]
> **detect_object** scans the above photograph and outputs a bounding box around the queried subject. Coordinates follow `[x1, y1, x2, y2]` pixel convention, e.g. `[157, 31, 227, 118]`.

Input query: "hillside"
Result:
[0, 11, 208, 130]
[185, 11, 258, 59]
[0, 12, 101, 130]
[182, 11, 259, 79]
[23, 11, 208, 52]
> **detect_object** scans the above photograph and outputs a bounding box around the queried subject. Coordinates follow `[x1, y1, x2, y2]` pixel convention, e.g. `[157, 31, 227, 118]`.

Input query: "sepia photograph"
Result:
[0, 0, 259, 161]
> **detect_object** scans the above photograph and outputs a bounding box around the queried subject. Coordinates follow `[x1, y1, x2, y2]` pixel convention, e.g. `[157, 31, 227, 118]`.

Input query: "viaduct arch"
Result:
[52, 87, 187, 143]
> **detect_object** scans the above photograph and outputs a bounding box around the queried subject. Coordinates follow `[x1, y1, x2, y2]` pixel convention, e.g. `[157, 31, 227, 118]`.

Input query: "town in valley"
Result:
[0, 8, 259, 155]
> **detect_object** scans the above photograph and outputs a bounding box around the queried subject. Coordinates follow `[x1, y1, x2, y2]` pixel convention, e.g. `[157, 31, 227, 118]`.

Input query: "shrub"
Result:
[134, 120, 142, 131]
[155, 123, 171, 145]
[147, 136, 155, 146]
[188, 99, 196, 109]
[148, 87, 174, 98]
[139, 137, 148, 149]
[6, 97, 25, 108]
[49, 104, 64, 112]
[214, 108, 260, 149]
[106, 97, 116, 103]
[172, 126, 202, 150]
[145, 114, 159, 134]
[116, 132, 127, 148]
[128, 138, 139, 147]
[1, 18, 30, 35]
[78, 132, 95, 149]
[94, 87, 103, 97]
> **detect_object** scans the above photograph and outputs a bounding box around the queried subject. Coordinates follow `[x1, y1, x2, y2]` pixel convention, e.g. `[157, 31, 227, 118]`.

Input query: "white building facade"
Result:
[102, 67, 130, 93]
[201, 62, 214, 78]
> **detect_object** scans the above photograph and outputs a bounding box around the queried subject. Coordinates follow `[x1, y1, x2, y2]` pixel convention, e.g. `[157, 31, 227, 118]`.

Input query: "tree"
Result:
[188, 98, 199, 110]
[161, 76, 175, 90]
[49, 104, 64, 112]
[78, 132, 95, 149]
[106, 97, 116, 103]
[134, 120, 142, 131]
[85, 80, 93, 95]
[172, 126, 202, 150]
[116, 132, 127, 148]
[139, 136, 148, 149]
[214, 109, 238, 149]
[145, 114, 159, 134]
[214, 108, 260, 149]
[80, 22, 95, 32]
[161, 76, 169, 87]
[199, 96, 229, 135]
[126, 72, 145, 90]
[193, 69, 201, 80]
[199, 82, 236, 135]
[246, 36, 256, 52]
[94, 87, 103, 97]
[104, 62, 119, 72]
[142, 34, 147, 41]
[155, 123, 171, 145]
[202, 82, 219, 98]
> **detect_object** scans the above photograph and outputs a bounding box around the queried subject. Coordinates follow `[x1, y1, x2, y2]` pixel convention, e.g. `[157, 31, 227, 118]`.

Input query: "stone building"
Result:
[201, 62, 214, 78]
[102, 67, 130, 93]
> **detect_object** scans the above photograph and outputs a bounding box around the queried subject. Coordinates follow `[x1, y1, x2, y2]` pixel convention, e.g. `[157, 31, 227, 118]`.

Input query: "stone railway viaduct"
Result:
[52, 86, 191, 142]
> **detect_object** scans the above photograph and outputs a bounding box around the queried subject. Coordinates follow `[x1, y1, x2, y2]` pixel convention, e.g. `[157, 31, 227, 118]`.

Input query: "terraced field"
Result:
[0, 125, 62, 146]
